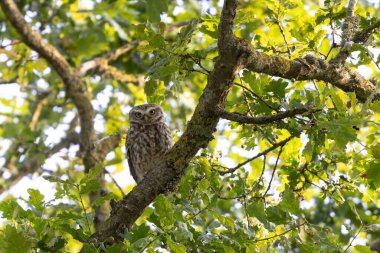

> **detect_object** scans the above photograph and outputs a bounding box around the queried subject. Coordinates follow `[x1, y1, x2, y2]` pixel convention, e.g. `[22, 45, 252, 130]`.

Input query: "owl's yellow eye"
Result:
[149, 109, 155, 115]
[135, 112, 142, 118]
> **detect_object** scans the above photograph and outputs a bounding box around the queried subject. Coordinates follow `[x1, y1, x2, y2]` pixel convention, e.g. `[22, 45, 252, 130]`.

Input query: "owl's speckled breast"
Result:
[126, 121, 173, 183]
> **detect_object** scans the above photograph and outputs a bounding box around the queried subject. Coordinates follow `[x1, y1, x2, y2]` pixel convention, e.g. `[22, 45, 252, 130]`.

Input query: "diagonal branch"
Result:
[217, 107, 319, 124]
[80, 41, 142, 76]
[86, 0, 378, 245]
[214, 136, 294, 175]
[94, 133, 123, 161]
[86, 59, 144, 85]
[0, 76, 18, 85]
[234, 82, 278, 111]
[353, 19, 380, 43]
[88, 0, 242, 245]
[29, 90, 52, 130]
[263, 145, 283, 198]
[253, 222, 307, 242]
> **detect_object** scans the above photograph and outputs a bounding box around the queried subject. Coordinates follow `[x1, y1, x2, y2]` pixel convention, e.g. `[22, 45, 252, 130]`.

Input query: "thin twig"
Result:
[276, 20, 291, 58]
[368, 50, 380, 71]
[186, 54, 211, 73]
[258, 155, 267, 184]
[0, 39, 21, 48]
[76, 184, 92, 234]
[253, 222, 307, 242]
[217, 107, 319, 125]
[311, 80, 320, 95]
[29, 90, 52, 130]
[104, 168, 125, 197]
[210, 185, 270, 200]
[234, 82, 279, 111]
[303, 164, 329, 185]
[184, 67, 209, 76]
[80, 40, 142, 75]
[138, 234, 163, 253]
[263, 145, 283, 198]
[353, 19, 380, 43]
[187, 202, 211, 221]
[238, 74, 254, 116]
[343, 225, 363, 252]
[214, 136, 293, 175]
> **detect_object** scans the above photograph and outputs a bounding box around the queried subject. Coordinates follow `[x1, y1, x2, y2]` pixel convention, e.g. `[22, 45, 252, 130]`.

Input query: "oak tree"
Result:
[0, 0, 379, 252]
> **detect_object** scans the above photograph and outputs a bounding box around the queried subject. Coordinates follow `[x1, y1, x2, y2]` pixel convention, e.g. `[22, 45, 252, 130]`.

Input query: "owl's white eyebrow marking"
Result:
[132, 109, 144, 114]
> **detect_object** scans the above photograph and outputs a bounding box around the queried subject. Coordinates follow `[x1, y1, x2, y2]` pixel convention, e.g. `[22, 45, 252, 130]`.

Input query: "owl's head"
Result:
[129, 104, 165, 125]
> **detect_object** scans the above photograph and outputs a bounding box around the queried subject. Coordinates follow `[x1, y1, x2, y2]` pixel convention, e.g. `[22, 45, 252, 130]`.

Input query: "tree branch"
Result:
[29, 90, 52, 130]
[0, 76, 18, 85]
[87, 0, 243, 245]
[263, 145, 283, 198]
[253, 222, 307, 242]
[330, 0, 358, 64]
[233, 82, 278, 111]
[217, 107, 319, 124]
[0, 0, 114, 231]
[89, 60, 144, 85]
[353, 19, 380, 43]
[214, 136, 294, 175]
[80, 41, 142, 76]
[94, 133, 123, 161]
[86, 0, 379, 244]
[243, 51, 380, 102]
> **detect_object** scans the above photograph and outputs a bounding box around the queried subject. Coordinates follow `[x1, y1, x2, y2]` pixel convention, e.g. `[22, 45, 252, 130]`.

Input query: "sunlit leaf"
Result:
[27, 189, 45, 212]
[0, 225, 32, 253]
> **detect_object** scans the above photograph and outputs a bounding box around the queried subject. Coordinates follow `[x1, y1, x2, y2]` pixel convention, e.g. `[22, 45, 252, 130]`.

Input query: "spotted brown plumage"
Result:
[126, 104, 173, 183]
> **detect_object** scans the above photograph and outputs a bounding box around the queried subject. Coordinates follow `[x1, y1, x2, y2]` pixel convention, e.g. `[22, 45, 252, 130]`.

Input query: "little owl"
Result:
[126, 104, 173, 184]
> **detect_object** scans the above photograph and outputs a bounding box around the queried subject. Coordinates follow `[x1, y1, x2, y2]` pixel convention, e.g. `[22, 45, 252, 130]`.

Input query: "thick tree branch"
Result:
[243, 52, 380, 102]
[330, 0, 358, 64]
[217, 107, 319, 124]
[88, 0, 242, 245]
[86, 0, 379, 245]
[343, 0, 358, 41]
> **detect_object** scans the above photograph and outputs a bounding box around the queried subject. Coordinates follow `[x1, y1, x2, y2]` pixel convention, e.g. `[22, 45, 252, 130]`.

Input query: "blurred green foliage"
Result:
[0, 0, 379, 252]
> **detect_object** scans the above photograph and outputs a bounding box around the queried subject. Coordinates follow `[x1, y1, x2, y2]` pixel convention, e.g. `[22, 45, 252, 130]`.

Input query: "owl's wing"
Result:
[126, 132, 139, 183]
[127, 149, 139, 183]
